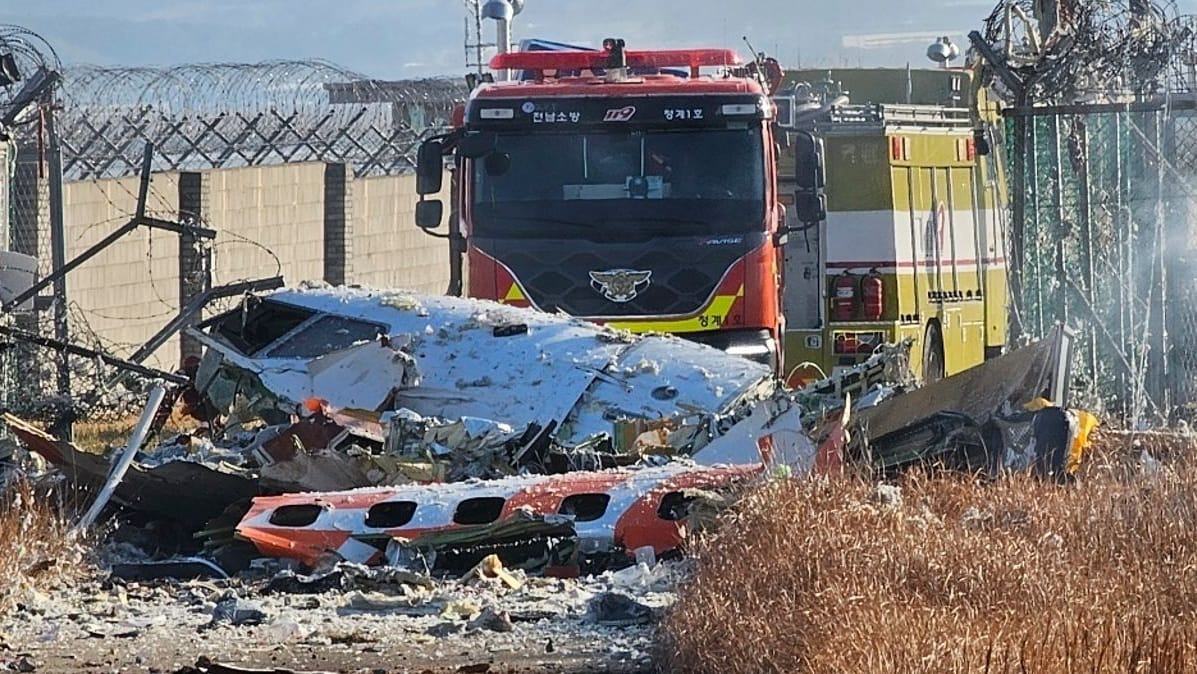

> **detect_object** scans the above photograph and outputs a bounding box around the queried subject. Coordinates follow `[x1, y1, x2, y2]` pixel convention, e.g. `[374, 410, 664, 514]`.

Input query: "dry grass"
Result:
[0, 480, 86, 611]
[661, 430, 1197, 673]
[72, 417, 140, 453]
[72, 408, 198, 454]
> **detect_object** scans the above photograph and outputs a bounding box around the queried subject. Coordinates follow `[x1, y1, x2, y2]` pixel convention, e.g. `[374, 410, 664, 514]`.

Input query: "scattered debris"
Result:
[468, 606, 514, 633]
[185, 286, 804, 481]
[5, 287, 829, 544]
[207, 597, 267, 627]
[872, 484, 902, 509]
[110, 556, 228, 582]
[459, 554, 523, 590]
[0, 281, 1110, 674]
[587, 591, 655, 626]
[853, 325, 1097, 480]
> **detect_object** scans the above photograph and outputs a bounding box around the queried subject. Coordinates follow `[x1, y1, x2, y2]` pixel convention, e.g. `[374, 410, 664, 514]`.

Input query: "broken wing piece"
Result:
[2, 414, 258, 530]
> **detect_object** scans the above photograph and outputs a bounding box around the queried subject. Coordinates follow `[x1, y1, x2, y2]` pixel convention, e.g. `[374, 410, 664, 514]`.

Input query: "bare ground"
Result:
[1, 554, 668, 674]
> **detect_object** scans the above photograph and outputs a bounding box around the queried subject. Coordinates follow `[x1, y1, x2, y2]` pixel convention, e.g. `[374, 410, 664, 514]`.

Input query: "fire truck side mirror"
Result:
[792, 130, 825, 191]
[416, 140, 444, 196]
[794, 192, 826, 225]
[774, 126, 791, 150]
[415, 199, 444, 230]
[974, 128, 992, 156]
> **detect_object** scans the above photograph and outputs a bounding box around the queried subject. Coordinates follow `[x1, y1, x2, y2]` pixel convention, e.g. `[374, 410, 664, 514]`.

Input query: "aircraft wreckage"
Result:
[4, 285, 1096, 575]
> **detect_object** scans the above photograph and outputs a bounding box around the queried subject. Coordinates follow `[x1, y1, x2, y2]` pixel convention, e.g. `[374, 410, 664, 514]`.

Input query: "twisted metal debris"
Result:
[979, 0, 1197, 103]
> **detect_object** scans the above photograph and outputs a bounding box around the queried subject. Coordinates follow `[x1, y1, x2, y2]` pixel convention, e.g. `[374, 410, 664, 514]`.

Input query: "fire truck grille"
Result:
[487, 237, 752, 318]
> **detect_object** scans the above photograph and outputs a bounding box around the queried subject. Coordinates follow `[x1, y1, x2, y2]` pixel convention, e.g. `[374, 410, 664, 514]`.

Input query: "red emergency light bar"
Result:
[490, 48, 743, 77]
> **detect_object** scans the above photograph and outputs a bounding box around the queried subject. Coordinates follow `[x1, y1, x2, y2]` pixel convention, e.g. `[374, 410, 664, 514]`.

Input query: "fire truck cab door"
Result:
[782, 221, 825, 330]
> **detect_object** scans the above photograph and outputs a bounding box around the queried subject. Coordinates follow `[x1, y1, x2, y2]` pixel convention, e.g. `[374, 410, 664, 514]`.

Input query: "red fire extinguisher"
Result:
[861, 270, 884, 321]
[833, 272, 858, 322]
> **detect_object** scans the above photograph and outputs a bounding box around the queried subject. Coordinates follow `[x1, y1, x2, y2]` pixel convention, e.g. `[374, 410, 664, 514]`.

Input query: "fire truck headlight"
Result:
[725, 334, 778, 370]
[726, 342, 771, 357]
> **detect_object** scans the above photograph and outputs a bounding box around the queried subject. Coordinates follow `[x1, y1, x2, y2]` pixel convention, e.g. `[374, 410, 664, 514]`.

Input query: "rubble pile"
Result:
[7, 285, 853, 568]
[0, 285, 1102, 670]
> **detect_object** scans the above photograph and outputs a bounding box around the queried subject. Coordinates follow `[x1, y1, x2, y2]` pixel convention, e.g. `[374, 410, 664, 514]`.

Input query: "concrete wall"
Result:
[63, 173, 183, 370]
[206, 163, 327, 286]
[49, 162, 452, 369]
[349, 172, 451, 294]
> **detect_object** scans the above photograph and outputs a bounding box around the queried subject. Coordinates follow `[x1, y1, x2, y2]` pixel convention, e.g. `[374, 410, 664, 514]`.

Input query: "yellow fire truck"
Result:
[775, 67, 1008, 385]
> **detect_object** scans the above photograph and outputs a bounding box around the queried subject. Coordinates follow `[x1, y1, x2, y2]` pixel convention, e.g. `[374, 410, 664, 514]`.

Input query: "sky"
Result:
[8, 0, 1197, 80]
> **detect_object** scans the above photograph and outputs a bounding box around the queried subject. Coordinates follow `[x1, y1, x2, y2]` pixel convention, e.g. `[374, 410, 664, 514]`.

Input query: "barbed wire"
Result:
[978, 0, 1197, 103]
[60, 60, 463, 115]
[38, 61, 468, 180]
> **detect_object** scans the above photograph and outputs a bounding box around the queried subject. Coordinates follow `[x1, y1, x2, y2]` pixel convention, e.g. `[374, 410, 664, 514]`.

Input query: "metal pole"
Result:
[1079, 119, 1098, 397]
[74, 383, 167, 532]
[44, 92, 70, 438]
[1029, 114, 1043, 333]
[0, 325, 188, 383]
[495, 18, 511, 81]
[1009, 102, 1028, 341]
[1052, 115, 1068, 326]
[1114, 111, 1128, 420]
[1152, 111, 1169, 416]
[448, 165, 464, 297]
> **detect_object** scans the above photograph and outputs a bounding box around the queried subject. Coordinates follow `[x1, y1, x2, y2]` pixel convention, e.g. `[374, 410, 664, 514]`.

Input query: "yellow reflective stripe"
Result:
[608, 286, 743, 333]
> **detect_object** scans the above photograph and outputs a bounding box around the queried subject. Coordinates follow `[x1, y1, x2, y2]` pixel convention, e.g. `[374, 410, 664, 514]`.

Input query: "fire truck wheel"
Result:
[923, 321, 946, 384]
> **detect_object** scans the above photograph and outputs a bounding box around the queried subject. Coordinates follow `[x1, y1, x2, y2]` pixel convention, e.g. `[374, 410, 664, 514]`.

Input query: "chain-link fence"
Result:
[1006, 100, 1197, 424]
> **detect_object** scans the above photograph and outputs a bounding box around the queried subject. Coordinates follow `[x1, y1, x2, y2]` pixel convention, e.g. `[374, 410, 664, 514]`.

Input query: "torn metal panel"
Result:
[234, 462, 762, 568]
[3, 414, 258, 529]
[387, 510, 579, 576]
[856, 325, 1073, 445]
[866, 411, 992, 474]
[564, 335, 773, 442]
[258, 449, 381, 493]
[192, 287, 780, 458]
[110, 556, 229, 581]
[691, 397, 814, 471]
[297, 340, 419, 411]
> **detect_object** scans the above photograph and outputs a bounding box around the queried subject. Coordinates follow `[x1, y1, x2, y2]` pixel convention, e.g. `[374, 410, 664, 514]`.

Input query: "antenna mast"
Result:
[463, 0, 488, 75]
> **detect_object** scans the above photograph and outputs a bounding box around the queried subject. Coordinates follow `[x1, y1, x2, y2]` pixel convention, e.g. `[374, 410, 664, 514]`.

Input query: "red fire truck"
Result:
[414, 39, 823, 373]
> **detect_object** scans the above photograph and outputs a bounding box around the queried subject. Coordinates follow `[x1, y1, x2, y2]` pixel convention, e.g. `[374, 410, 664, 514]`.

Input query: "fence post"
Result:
[177, 171, 210, 366]
[45, 94, 71, 439]
[1148, 110, 1169, 416]
[323, 162, 351, 286]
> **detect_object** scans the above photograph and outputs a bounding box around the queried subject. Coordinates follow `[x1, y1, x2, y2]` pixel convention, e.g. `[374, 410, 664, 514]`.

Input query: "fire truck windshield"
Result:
[470, 127, 765, 240]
